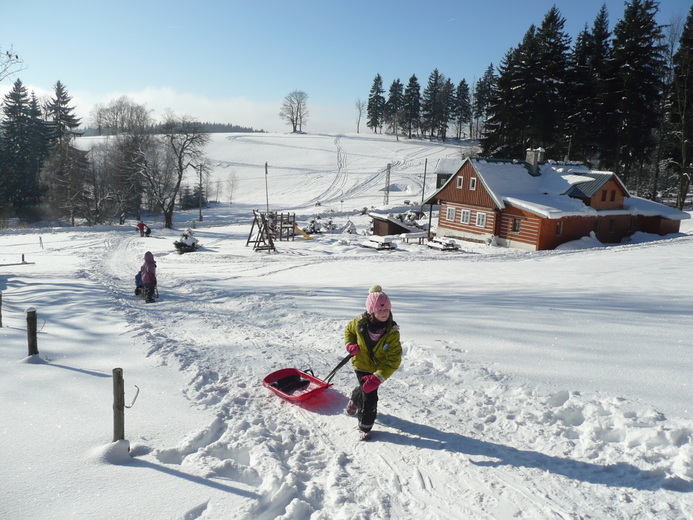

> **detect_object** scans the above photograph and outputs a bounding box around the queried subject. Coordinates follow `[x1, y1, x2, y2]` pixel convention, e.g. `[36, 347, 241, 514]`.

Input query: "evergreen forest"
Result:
[366, 1, 693, 209]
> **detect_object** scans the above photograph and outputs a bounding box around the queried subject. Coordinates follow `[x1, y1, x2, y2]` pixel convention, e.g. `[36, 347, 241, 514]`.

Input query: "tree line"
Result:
[366, 1, 693, 209]
[364, 69, 489, 142]
[0, 81, 211, 227]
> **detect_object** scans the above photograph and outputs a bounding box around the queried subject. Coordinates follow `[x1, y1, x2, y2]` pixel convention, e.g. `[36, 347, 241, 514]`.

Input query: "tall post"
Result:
[113, 368, 125, 442]
[0, 292, 3, 327]
[383, 163, 391, 205]
[198, 163, 204, 222]
[421, 158, 428, 204]
[265, 162, 270, 214]
[26, 307, 38, 356]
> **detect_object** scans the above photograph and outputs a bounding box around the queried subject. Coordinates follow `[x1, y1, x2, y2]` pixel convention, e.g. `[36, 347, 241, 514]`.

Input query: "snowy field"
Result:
[1, 133, 692, 519]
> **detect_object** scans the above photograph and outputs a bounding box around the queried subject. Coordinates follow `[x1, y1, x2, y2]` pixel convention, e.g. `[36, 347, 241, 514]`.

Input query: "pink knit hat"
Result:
[366, 285, 391, 314]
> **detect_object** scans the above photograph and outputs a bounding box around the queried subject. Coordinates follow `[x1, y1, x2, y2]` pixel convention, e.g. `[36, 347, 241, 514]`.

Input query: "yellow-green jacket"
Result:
[344, 313, 402, 381]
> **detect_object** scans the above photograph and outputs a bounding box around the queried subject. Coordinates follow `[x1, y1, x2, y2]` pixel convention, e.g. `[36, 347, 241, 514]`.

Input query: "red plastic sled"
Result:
[263, 354, 351, 402]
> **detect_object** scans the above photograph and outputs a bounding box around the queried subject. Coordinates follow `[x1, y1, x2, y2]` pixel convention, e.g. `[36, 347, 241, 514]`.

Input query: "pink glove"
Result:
[346, 343, 360, 356]
[362, 374, 382, 393]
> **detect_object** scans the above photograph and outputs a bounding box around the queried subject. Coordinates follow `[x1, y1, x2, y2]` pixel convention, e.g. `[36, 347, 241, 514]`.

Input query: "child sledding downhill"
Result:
[344, 285, 402, 440]
[139, 251, 158, 303]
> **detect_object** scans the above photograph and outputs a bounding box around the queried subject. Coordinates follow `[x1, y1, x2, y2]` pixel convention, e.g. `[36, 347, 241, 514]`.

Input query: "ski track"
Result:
[87, 231, 693, 519]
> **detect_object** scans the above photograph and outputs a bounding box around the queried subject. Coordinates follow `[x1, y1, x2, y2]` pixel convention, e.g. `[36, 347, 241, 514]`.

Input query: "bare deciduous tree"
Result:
[91, 96, 153, 135]
[279, 90, 309, 132]
[355, 98, 366, 133]
[139, 113, 210, 228]
[0, 46, 23, 83]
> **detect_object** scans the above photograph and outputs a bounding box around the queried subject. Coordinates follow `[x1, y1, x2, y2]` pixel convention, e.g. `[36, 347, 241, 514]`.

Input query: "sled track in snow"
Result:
[85, 231, 693, 520]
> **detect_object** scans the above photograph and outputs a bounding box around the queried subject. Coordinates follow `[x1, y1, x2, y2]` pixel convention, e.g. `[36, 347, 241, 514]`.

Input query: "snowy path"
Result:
[86, 229, 692, 519]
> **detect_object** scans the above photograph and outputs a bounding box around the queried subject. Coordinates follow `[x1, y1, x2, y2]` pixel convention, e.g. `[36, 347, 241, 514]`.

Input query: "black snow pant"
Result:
[351, 370, 379, 433]
[144, 282, 156, 302]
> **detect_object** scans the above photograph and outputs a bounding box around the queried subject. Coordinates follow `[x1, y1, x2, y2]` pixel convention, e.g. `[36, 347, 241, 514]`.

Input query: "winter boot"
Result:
[346, 400, 358, 416]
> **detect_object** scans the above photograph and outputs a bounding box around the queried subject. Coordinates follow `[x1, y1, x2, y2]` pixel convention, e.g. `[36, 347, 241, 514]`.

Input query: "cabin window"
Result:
[446, 207, 456, 221]
[608, 219, 616, 233]
[470, 177, 477, 190]
[512, 218, 521, 232]
[594, 220, 601, 233]
[476, 212, 487, 228]
[456, 177, 464, 189]
[556, 221, 564, 236]
[610, 190, 616, 202]
[601, 190, 607, 202]
[628, 217, 635, 231]
[460, 209, 471, 224]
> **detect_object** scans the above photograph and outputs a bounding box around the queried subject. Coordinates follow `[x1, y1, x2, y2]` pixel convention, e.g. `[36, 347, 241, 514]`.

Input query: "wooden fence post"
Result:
[113, 368, 125, 442]
[26, 307, 38, 356]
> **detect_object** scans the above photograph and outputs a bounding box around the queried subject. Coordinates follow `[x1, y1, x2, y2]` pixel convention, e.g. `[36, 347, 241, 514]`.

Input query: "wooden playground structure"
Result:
[246, 210, 313, 251]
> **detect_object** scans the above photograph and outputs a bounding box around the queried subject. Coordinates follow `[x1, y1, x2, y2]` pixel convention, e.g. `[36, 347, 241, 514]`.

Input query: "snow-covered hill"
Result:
[2, 133, 692, 519]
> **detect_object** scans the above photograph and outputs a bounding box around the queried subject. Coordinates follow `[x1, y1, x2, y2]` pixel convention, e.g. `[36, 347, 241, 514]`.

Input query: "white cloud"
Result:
[1, 83, 356, 134]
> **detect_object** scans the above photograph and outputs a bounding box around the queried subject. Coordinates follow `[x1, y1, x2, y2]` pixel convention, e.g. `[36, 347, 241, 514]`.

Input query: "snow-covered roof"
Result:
[471, 159, 599, 218]
[433, 157, 464, 175]
[368, 212, 422, 233]
[429, 157, 690, 221]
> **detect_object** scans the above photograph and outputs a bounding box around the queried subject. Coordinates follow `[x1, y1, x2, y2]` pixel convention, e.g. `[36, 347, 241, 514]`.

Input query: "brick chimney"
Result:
[525, 148, 545, 173]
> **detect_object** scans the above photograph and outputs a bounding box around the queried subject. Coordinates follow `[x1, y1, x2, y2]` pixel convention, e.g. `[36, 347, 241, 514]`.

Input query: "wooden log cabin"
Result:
[423, 150, 689, 251]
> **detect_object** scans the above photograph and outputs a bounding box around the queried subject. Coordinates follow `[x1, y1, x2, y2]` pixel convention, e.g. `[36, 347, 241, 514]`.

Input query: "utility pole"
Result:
[383, 163, 391, 205]
[265, 162, 270, 213]
[421, 158, 428, 204]
[198, 163, 204, 222]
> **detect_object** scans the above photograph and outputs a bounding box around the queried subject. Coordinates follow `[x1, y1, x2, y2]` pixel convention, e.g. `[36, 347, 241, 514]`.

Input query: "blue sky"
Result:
[1, 0, 690, 133]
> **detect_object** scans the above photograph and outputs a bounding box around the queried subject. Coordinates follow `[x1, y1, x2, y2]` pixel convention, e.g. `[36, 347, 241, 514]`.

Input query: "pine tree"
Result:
[483, 48, 521, 157]
[438, 78, 455, 141]
[46, 80, 81, 144]
[41, 81, 88, 224]
[483, 27, 542, 157]
[566, 24, 599, 162]
[0, 79, 45, 209]
[534, 6, 572, 153]
[473, 64, 496, 139]
[608, 0, 667, 184]
[668, 6, 693, 208]
[402, 75, 421, 138]
[384, 78, 404, 138]
[421, 69, 443, 138]
[453, 79, 472, 140]
[367, 74, 386, 133]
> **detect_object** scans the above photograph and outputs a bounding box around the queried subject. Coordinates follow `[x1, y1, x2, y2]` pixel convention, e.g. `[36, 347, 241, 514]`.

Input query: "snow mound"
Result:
[88, 440, 132, 465]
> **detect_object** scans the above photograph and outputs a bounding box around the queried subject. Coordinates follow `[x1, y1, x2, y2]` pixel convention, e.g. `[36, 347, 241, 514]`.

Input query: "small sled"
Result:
[263, 354, 351, 402]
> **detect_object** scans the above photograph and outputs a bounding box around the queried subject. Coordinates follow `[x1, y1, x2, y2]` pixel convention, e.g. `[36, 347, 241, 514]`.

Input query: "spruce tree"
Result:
[454, 79, 472, 140]
[384, 79, 404, 138]
[46, 80, 81, 144]
[0, 79, 45, 209]
[483, 27, 542, 158]
[531, 6, 572, 154]
[566, 25, 598, 161]
[473, 64, 496, 139]
[367, 74, 386, 133]
[668, 6, 693, 208]
[483, 48, 521, 157]
[402, 75, 421, 138]
[438, 78, 455, 141]
[421, 69, 443, 139]
[608, 0, 667, 184]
